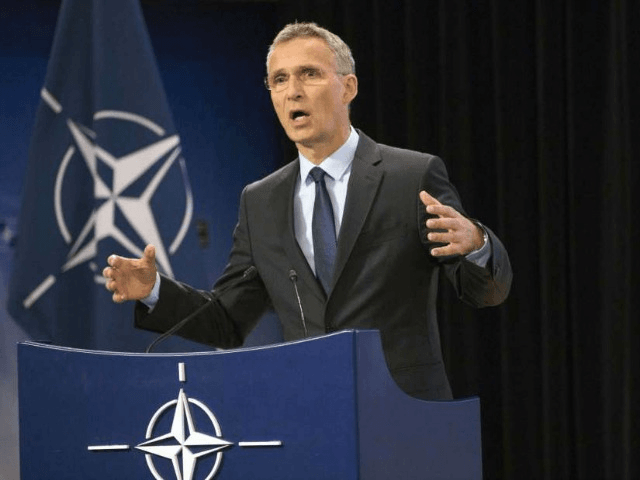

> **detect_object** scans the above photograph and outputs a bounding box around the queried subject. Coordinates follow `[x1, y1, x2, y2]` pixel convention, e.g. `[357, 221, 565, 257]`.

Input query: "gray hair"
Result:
[266, 22, 356, 75]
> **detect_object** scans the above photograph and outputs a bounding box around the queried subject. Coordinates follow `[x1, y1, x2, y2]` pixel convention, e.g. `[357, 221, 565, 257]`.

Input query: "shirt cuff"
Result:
[140, 272, 161, 311]
[464, 223, 491, 268]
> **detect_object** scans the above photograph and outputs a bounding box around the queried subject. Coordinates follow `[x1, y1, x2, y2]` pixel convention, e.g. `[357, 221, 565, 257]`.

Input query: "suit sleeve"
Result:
[419, 155, 512, 307]
[134, 185, 271, 347]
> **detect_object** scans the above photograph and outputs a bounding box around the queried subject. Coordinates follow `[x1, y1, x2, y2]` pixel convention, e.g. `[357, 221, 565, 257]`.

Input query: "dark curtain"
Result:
[276, 1, 639, 478]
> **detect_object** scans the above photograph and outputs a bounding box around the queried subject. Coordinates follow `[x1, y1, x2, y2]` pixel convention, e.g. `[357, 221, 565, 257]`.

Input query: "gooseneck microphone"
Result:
[145, 266, 258, 353]
[289, 269, 308, 337]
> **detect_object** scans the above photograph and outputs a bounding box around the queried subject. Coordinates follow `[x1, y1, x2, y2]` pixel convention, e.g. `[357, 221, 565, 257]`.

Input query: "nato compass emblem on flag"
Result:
[87, 363, 283, 480]
[23, 90, 194, 309]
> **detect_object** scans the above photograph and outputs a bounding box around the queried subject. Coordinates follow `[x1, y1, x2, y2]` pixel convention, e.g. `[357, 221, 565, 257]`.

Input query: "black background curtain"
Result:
[275, 1, 639, 478]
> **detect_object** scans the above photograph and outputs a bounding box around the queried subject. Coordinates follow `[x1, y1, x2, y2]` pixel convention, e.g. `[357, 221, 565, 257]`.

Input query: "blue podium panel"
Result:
[18, 330, 481, 479]
[354, 331, 482, 479]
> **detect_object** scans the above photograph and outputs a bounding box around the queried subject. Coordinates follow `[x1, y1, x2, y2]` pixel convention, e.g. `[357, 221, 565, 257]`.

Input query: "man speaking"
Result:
[103, 22, 512, 400]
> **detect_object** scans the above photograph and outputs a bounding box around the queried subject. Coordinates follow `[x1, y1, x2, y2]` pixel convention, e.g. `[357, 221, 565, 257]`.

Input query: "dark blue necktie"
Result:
[309, 167, 336, 294]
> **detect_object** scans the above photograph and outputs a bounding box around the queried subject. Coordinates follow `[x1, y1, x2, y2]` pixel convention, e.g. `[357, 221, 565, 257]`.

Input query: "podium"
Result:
[18, 330, 481, 479]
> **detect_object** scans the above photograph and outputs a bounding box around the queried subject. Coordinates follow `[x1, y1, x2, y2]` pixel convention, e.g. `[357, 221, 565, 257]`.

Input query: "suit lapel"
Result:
[269, 160, 326, 302]
[331, 131, 383, 292]
[272, 131, 384, 303]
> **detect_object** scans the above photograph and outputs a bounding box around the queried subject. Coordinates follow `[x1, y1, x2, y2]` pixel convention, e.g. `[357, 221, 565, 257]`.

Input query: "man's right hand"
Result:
[102, 244, 157, 303]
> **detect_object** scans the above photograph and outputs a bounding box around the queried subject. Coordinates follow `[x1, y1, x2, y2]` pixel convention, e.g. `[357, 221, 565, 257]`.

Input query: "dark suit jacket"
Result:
[136, 130, 512, 400]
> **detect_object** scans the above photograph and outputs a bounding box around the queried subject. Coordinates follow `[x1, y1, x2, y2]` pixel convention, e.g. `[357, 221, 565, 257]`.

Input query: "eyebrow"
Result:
[269, 64, 322, 76]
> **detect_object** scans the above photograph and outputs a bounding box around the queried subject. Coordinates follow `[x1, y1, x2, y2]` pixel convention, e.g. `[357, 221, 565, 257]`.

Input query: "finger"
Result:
[430, 245, 449, 257]
[426, 217, 459, 230]
[102, 266, 112, 279]
[431, 244, 461, 257]
[425, 204, 459, 218]
[427, 231, 454, 243]
[106, 279, 120, 293]
[419, 191, 441, 208]
[143, 244, 156, 264]
[108, 254, 120, 268]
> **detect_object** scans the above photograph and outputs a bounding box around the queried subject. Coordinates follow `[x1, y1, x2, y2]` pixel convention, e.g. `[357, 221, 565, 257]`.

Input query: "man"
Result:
[103, 22, 512, 400]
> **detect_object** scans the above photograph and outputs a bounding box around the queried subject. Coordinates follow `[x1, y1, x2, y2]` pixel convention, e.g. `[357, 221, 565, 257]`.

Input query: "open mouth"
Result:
[290, 110, 309, 121]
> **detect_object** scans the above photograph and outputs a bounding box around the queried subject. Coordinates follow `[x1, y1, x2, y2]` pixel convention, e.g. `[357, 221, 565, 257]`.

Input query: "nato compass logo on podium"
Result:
[22, 88, 195, 309]
[87, 363, 282, 480]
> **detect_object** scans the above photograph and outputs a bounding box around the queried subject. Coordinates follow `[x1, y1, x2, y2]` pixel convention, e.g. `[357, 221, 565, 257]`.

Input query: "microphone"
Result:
[289, 269, 308, 337]
[145, 266, 258, 353]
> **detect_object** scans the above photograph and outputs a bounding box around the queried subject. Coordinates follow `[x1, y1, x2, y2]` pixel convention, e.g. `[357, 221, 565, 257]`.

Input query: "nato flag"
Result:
[8, 0, 209, 352]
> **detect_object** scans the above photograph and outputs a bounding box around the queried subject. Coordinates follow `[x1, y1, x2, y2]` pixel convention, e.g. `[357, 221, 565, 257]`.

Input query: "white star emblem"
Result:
[136, 389, 232, 480]
[20, 105, 195, 309]
[86, 363, 283, 478]
[60, 118, 182, 277]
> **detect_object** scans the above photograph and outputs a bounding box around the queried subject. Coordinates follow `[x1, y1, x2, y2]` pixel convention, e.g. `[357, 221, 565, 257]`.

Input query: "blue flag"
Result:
[8, 0, 209, 352]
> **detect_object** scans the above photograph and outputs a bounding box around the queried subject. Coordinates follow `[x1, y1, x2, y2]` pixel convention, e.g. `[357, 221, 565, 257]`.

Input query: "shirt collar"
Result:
[299, 126, 359, 183]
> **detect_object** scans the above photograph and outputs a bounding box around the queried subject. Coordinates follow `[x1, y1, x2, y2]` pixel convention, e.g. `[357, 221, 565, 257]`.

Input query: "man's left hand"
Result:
[419, 190, 484, 257]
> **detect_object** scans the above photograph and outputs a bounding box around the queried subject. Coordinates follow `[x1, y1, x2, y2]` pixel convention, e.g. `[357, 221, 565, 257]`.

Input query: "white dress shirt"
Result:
[293, 127, 359, 274]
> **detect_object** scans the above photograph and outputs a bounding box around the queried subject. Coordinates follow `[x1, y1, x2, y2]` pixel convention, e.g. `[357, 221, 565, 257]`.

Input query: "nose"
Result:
[285, 74, 304, 99]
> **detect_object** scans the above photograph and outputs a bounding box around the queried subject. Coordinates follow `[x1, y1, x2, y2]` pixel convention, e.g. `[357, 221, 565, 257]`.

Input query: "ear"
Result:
[342, 74, 358, 105]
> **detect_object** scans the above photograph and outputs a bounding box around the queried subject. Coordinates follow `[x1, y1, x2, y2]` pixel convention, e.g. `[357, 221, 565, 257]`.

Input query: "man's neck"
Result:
[295, 126, 352, 165]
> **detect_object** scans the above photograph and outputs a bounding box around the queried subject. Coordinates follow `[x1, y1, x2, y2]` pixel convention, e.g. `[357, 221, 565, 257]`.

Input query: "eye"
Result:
[301, 67, 321, 79]
[272, 74, 288, 86]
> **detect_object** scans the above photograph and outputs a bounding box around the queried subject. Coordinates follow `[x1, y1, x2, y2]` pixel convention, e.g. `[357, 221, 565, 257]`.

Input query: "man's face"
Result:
[267, 37, 357, 161]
